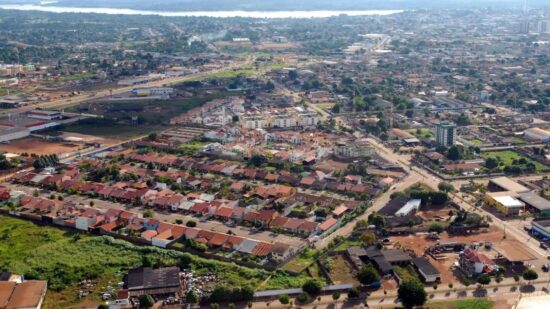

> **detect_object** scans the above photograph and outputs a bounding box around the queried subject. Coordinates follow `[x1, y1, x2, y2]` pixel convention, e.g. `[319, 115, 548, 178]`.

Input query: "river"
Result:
[0, 4, 403, 18]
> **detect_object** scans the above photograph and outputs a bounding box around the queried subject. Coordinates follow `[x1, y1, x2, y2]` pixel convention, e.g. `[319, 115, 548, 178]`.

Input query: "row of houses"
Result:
[11, 191, 296, 263]
[123, 150, 383, 196]
[14, 168, 340, 238]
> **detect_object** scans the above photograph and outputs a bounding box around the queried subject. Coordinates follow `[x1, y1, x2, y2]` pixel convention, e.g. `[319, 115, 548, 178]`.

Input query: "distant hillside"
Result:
[2, 0, 548, 11]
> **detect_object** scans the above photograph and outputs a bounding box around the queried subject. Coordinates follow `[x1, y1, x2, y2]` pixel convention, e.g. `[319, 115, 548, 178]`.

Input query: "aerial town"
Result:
[1, 0, 550, 308]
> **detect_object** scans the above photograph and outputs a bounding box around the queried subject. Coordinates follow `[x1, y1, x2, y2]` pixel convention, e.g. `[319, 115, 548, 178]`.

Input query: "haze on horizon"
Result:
[0, 0, 549, 11]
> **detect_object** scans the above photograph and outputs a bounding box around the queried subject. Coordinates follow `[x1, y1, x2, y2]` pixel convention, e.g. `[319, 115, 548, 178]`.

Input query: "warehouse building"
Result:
[532, 220, 550, 240]
[519, 192, 550, 213]
[412, 257, 441, 283]
[124, 267, 181, 297]
[524, 127, 550, 143]
[488, 177, 530, 194]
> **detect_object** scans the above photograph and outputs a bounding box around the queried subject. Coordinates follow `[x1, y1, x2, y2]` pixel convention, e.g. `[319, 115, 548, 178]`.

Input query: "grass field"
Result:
[426, 298, 493, 309]
[0, 215, 303, 308]
[467, 139, 484, 146]
[57, 91, 242, 139]
[407, 128, 435, 140]
[281, 248, 317, 273]
[481, 150, 548, 171]
[57, 122, 164, 140]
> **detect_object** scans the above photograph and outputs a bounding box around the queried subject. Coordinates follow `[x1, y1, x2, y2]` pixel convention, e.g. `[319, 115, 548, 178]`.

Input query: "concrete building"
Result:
[26, 110, 63, 121]
[132, 87, 174, 97]
[333, 140, 375, 158]
[412, 257, 441, 283]
[537, 20, 550, 34]
[435, 122, 456, 147]
[484, 192, 525, 216]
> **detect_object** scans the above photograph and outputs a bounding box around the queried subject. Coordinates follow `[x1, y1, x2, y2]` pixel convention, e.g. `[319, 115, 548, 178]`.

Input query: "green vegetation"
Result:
[281, 247, 317, 273]
[481, 150, 548, 172]
[178, 140, 209, 156]
[467, 139, 484, 146]
[426, 299, 493, 309]
[394, 265, 419, 282]
[0, 216, 302, 308]
[408, 128, 434, 140]
[398, 279, 427, 309]
[54, 119, 164, 139]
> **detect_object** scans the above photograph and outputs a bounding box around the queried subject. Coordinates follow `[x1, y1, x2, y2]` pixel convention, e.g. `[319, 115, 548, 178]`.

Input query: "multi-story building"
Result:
[435, 122, 456, 147]
[241, 110, 320, 130]
[537, 20, 550, 34]
[333, 140, 375, 158]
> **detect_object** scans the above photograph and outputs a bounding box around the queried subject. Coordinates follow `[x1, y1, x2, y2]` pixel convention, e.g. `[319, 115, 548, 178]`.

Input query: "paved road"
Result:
[248, 279, 550, 309]
[364, 137, 549, 262]
[0, 58, 251, 116]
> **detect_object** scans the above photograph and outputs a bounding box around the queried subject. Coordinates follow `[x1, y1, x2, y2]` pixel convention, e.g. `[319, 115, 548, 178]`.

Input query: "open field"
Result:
[408, 128, 435, 140]
[426, 298, 494, 309]
[0, 215, 306, 308]
[54, 121, 164, 140]
[281, 248, 317, 273]
[481, 150, 548, 171]
[391, 226, 538, 284]
[0, 137, 81, 155]
[467, 139, 484, 145]
[322, 254, 360, 285]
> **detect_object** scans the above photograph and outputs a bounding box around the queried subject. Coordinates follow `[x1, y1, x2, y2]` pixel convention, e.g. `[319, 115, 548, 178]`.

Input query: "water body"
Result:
[0, 4, 403, 18]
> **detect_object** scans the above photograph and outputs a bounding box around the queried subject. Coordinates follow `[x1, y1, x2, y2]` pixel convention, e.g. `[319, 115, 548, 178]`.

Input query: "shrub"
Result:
[302, 280, 322, 295]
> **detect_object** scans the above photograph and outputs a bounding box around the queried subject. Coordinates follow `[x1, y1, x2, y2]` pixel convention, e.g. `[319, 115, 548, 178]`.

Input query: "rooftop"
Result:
[126, 267, 180, 291]
[489, 177, 530, 193]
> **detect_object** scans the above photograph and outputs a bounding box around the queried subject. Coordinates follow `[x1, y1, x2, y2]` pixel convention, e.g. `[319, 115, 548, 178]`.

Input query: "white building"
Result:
[27, 110, 63, 121]
[524, 127, 550, 142]
[132, 87, 174, 97]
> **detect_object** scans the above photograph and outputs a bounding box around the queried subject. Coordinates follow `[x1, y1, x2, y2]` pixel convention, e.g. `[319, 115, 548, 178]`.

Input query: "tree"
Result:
[141, 255, 153, 268]
[428, 223, 445, 234]
[485, 157, 499, 170]
[523, 269, 538, 283]
[332, 291, 341, 303]
[477, 274, 491, 286]
[357, 263, 379, 285]
[279, 294, 290, 305]
[138, 295, 154, 309]
[438, 182, 454, 193]
[302, 280, 322, 295]
[288, 70, 298, 80]
[143, 210, 154, 218]
[186, 220, 197, 227]
[397, 279, 427, 309]
[446, 145, 462, 161]
[148, 133, 157, 141]
[296, 292, 309, 303]
[347, 287, 360, 298]
[359, 231, 377, 246]
[186, 290, 199, 304]
[249, 154, 267, 167]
